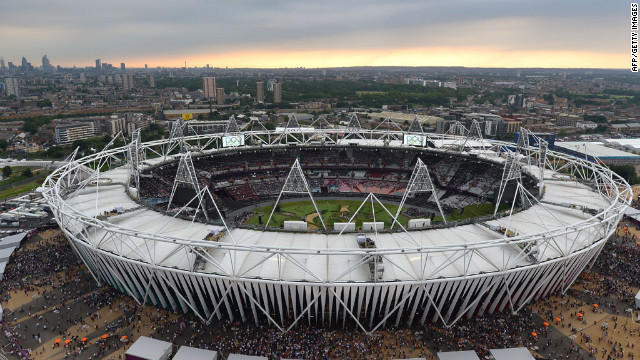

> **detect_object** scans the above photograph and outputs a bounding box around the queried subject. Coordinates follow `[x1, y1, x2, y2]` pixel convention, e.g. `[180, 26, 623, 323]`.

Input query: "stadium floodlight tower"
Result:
[165, 117, 186, 159]
[493, 150, 525, 217]
[308, 115, 336, 145]
[461, 119, 487, 154]
[265, 159, 326, 230]
[343, 112, 366, 140]
[373, 117, 404, 142]
[126, 129, 145, 199]
[167, 151, 209, 221]
[392, 157, 447, 227]
[274, 114, 305, 144]
[225, 115, 240, 133]
[407, 115, 424, 133]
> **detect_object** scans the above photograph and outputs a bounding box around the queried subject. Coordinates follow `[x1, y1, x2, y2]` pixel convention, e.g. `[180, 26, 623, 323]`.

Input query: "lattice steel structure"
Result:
[42, 125, 631, 333]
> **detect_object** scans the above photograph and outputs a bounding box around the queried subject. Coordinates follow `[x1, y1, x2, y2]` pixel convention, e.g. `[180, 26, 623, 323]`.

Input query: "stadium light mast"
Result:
[165, 117, 186, 159]
[224, 115, 240, 133]
[343, 112, 366, 140]
[167, 151, 210, 221]
[265, 159, 326, 230]
[392, 158, 447, 227]
[126, 129, 145, 199]
[407, 115, 424, 133]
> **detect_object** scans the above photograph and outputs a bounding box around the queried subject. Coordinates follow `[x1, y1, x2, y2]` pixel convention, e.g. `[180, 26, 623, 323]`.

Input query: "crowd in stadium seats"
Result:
[139, 146, 537, 222]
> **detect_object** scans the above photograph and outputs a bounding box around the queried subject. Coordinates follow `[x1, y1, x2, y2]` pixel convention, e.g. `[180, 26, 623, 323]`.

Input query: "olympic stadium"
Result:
[41, 114, 631, 333]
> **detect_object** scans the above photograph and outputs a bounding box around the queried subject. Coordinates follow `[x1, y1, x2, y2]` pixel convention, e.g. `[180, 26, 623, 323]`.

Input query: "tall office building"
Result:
[95, 59, 101, 71]
[0, 58, 4, 69]
[203, 77, 216, 98]
[42, 55, 52, 71]
[120, 63, 126, 71]
[148, 75, 156, 88]
[123, 74, 135, 90]
[273, 81, 282, 103]
[21, 57, 28, 68]
[216, 88, 224, 105]
[4, 78, 19, 97]
[256, 81, 264, 103]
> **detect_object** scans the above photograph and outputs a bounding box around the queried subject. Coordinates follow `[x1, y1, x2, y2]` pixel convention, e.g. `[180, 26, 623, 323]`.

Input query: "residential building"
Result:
[148, 75, 156, 88]
[55, 123, 95, 145]
[4, 78, 19, 97]
[273, 81, 282, 102]
[556, 113, 580, 127]
[216, 88, 225, 105]
[256, 81, 264, 103]
[106, 116, 126, 136]
[123, 74, 135, 90]
[203, 77, 216, 98]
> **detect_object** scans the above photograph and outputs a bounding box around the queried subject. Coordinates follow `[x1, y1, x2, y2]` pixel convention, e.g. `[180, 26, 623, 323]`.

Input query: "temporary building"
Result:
[125, 336, 172, 360]
[172, 346, 217, 360]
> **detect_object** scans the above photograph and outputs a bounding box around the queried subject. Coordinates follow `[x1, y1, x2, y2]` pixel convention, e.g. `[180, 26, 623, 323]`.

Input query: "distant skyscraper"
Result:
[0, 58, 4, 69]
[95, 59, 101, 71]
[120, 63, 126, 71]
[148, 75, 156, 88]
[256, 81, 264, 103]
[273, 81, 282, 103]
[42, 55, 52, 71]
[123, 74, 135, 90]
[21, 57, 28, 68]
[203, 77, 216, 98]
[216, 88, 224, 105]
[145, 64, 148, 69]
[4, 78, 19, 97]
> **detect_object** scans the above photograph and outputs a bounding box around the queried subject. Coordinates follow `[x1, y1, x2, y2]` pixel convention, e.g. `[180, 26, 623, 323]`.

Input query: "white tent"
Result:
[0, 232, 26, 249]
[172, 346, 217, 360]
[226, 355, 268, 360]
[489, 348, 534, 360]
[438, 350, 480, 360]
[125, 336, 172, 360]
[635, 289, 640, 309]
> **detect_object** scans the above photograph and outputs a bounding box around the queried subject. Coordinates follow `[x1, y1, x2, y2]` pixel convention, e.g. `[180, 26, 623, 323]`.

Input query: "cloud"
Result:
[0, 0, 628, 68]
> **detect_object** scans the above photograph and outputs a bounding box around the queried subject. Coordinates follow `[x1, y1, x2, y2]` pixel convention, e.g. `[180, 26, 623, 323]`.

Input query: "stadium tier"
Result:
[42, 125, 630, 332]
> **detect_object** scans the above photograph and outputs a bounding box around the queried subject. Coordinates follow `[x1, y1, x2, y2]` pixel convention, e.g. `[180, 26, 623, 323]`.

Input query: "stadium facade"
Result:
[42, 116, 631, 332]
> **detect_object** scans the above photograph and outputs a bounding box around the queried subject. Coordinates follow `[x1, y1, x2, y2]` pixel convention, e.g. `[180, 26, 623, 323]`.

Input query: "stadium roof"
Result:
[602, 138, 640, 150]
[61, 151, 611, 282]
[554, 141, 640, 159]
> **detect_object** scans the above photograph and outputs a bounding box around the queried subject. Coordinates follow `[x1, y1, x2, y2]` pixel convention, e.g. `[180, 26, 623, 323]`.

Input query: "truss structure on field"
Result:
[265, 159, 326, 230]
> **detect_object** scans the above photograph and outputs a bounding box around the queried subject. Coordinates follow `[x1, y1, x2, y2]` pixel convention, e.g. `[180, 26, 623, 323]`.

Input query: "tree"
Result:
[0, 139, 7, 151]
[21, 168, 32, 177]
[2, 166, 12, 178]
[610, 164, 638, 184]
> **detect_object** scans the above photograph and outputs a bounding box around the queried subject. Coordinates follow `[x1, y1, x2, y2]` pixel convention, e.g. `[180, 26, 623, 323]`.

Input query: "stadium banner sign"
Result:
[403, 134, 427, 147]
[222, 135, 245, 148]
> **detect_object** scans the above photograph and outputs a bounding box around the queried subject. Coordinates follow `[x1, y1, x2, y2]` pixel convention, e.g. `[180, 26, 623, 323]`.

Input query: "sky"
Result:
[0, 0, 631, 69]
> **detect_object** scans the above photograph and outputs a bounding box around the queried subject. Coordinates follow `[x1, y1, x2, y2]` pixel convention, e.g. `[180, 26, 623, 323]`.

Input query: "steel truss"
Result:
[41, 125, 631, 333]
[265, 159, 327, 230]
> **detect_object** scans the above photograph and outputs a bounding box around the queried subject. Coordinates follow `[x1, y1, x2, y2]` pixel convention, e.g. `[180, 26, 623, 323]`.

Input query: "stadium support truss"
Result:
[42, 124, 631, 333]
[265, 159, 327, 231]
[393, 158, 447, 226]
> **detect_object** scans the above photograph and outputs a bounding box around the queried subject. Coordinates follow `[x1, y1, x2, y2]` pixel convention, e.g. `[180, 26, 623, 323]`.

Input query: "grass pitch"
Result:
[246, 200, 507, 230]
[245, 200, 410, 229]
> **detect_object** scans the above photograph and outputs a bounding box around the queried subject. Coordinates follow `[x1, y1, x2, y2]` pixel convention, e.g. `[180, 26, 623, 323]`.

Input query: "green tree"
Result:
[21, 168, 32, 177]
[610, 164, 638, 184]
[0, 139, 7, 151]
[2, 166, 12, 178]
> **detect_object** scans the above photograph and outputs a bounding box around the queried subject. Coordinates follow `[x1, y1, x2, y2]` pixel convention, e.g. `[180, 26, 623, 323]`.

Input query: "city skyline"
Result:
[0, 0, 629, 69]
